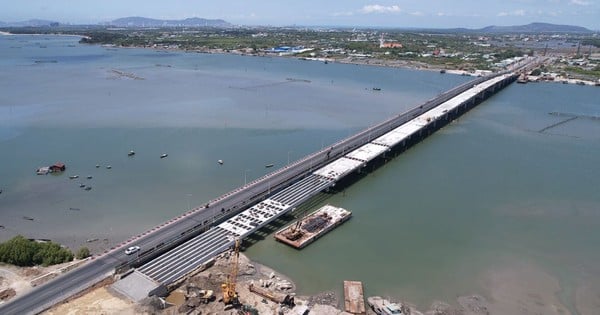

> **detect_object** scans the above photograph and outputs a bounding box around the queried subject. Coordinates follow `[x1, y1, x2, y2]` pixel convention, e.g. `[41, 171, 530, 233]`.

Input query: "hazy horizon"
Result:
[1, 1, 598, 30]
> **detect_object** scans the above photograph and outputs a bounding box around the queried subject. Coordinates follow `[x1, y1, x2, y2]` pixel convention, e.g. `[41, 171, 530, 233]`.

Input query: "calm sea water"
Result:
[1, 35, 599, 310]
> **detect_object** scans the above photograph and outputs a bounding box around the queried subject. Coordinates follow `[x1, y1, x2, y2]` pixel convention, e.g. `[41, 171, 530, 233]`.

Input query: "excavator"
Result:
[221, 239, 241, 306]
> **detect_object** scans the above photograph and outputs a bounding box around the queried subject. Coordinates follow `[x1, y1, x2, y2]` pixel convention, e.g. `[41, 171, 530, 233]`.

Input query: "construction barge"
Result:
[274, 204, 351, 249]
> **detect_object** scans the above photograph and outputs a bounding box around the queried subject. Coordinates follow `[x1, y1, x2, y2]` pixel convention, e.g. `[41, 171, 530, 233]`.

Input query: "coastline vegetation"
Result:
[0, 235, 73, 267]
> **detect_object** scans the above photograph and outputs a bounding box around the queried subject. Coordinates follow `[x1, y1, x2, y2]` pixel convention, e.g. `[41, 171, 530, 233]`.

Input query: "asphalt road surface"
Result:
[0, 73, 505, 315]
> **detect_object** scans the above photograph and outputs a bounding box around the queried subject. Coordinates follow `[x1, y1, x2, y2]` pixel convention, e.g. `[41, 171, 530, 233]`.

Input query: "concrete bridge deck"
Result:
[0, 69, 520, 315]
[132, 73, 516, 294]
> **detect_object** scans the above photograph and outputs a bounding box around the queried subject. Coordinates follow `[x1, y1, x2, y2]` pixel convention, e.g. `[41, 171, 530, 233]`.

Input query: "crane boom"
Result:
[221, 239, 240, 305]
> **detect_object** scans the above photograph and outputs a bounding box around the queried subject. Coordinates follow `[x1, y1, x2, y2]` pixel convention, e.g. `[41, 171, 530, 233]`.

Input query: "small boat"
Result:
[69, 175, 79, 179]
[440, 69, 446, 74]
[36, 167, 50, 175]
[23, 216, 34, 221]
[95, 164, 100, 168]
[86, 238, 99, 243]
[218, 159, 224, 165]
[265, 164, 274, 168]
[86, 175, 92, 179]
[160, 153, 168, 159]
[69, 207, 80, 211]
[128, 150, 135, 156]
[79, 184, 86, 188]
[106, 165, 112, 169]
[84, 186, 92, 191]
[372, 87, 382, 91]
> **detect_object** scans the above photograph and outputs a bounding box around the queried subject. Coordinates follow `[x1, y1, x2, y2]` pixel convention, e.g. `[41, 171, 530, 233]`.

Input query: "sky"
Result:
[1, 0, 599, 30]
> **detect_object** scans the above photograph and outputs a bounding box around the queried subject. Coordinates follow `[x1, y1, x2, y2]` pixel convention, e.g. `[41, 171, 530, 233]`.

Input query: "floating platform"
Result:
[344, 280, 366, 314]
[274, 204, 351, 249]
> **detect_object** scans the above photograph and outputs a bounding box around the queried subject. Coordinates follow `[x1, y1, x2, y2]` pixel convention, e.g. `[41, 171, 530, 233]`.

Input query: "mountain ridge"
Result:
[109, 17, 232, 28]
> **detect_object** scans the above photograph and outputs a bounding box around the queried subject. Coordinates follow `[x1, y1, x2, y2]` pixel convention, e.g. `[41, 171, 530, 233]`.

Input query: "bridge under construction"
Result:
[129, 73, 518, 297]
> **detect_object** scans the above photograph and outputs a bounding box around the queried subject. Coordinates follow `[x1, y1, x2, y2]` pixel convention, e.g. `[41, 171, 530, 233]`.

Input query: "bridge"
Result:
[135, 72, 517, 297]
[0, 67, 522, 314]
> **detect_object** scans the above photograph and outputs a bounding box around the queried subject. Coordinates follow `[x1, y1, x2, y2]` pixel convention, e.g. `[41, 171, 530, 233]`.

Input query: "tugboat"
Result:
[367, 296, 408, 315]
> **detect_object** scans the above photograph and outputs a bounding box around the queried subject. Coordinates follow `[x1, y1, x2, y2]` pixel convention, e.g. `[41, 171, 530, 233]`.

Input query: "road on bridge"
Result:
[0, 72, 510, 315]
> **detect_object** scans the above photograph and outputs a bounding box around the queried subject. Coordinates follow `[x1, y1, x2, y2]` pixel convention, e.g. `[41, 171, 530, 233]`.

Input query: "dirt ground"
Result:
[44, 287, 139, 315]
[0, 261, 84, 304]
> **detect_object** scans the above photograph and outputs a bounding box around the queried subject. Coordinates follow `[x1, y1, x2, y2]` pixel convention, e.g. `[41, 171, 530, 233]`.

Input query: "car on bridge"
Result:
[125, 246, 140, 255]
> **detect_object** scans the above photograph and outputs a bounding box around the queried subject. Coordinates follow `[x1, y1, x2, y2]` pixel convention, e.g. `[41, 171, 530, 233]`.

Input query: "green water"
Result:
[1, 35, 599, 311]
[245, 83, 600, 309]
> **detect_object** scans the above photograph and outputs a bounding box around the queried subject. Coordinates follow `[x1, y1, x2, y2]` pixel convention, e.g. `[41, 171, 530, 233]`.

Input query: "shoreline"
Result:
[4, 251, 587, 315]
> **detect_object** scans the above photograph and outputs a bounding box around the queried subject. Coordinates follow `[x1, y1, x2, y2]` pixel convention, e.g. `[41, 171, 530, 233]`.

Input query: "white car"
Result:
[124, 246, 140, 255]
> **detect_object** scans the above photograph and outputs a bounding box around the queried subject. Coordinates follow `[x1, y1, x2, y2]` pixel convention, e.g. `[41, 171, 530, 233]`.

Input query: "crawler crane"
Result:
[221, 239, 241, 306]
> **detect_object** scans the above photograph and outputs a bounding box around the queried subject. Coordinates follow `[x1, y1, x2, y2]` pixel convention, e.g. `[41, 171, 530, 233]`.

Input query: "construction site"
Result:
[121, 240, 340, 315]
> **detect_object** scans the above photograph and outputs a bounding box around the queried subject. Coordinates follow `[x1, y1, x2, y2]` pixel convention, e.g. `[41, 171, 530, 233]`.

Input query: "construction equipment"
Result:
[249, 283, 295, 307]
[186, 284, 214, 304]
[221, 239, 241, 305]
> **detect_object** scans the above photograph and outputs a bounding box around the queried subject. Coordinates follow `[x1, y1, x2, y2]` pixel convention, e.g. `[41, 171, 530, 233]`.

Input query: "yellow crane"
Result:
[221, 239, 240, 305]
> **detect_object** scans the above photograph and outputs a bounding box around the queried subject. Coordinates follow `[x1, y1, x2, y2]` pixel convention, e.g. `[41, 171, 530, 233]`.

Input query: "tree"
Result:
[531, 68, 542, 76]
[0, 235, 73, 267]
[76, 247, 91, 260]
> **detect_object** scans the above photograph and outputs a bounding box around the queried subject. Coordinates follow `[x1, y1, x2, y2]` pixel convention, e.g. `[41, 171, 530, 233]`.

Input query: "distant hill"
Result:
[110, 17, 232, 28]
[478, 22, 591, 33]
[1, 19, 59, 27]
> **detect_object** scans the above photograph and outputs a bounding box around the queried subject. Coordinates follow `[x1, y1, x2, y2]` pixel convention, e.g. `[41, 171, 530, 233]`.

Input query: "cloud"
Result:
[332, 11, 354, 17]
[497, 9, 526, 16]
[360, 4, 401, 14]
[569, 0, 591, 5]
